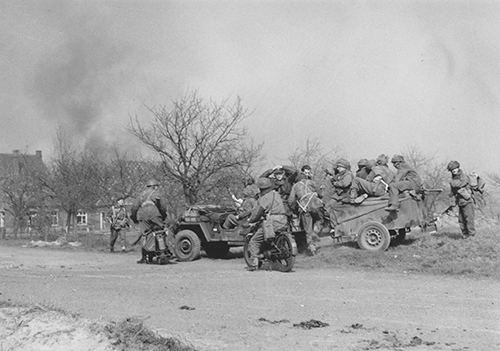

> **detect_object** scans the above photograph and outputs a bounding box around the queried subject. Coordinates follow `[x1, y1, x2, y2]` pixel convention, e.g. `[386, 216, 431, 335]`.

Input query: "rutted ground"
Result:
[0, 244, 499, 350]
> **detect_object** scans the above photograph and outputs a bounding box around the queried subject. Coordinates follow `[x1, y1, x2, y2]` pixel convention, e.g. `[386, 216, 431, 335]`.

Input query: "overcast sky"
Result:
[1, 0, 499, 172]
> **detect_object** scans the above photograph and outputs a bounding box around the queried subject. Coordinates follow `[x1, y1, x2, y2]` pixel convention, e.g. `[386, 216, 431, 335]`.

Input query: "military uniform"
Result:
[247, 178, 288, 270]
[447, 161, 476, 237]
[288, 174, 323, 254]
[223, 185, 258, 229]
[131, 180, 170, 263]
[108, 202, 130, 252]
[261, 165, 298, 205]
[386, 155, 422, 211]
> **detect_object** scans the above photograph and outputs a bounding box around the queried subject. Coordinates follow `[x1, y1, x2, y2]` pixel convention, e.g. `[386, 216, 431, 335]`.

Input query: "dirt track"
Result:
[1, 245, 499, 351]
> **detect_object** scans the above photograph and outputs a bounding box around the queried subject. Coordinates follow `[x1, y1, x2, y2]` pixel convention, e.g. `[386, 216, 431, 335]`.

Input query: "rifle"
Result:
[441, 205, 455, 216]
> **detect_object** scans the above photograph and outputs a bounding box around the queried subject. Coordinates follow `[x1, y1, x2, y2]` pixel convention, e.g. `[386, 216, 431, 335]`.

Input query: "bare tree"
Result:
[129, 92, 261, 205]
[41, 130, 101, 233]
[0, 153, 47, 237]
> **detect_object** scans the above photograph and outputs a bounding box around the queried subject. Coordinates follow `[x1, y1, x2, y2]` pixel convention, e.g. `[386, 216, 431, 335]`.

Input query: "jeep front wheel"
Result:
[174, 230, 201, 261]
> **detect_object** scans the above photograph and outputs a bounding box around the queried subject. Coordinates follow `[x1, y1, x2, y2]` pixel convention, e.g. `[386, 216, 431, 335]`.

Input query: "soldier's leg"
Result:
[109, 227, 118, 252]
[457, 206, 467, 236]
[223, 214, 239, 229]
[137, 221, 149, 263]
[463, 203, 476, 236]
[387, 181, 413, 210]
[248, 228, 264, 269]
[117, 229, 127, 251]
[300, 212, 317, 254]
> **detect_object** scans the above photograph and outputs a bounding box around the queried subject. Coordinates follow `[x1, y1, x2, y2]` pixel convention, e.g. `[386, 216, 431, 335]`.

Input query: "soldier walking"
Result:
[445, 161, 476, 238]
[108, 198, 130, 252]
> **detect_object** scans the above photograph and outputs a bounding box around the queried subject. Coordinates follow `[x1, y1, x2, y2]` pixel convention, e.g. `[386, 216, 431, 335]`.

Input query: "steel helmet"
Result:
[256, 177, 273, 190]
[336, 158, 350, 169]
[357, 159, 369, 167]
[376, 154, 389, 166]
[146, 178, 160, 187]
[447, 160, 460, 171]
[391, 155, 405, 163]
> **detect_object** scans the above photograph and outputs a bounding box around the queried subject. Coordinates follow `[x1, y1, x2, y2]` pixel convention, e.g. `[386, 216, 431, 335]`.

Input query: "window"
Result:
[76, 211, 88, 226]
[51, 210, 59, 226]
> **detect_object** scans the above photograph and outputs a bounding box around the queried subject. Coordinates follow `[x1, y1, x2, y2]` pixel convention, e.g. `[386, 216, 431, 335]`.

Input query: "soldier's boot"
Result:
[246, 257, 259, 271]
[353, 194, 368, 204]
[136, 249, 147, 264]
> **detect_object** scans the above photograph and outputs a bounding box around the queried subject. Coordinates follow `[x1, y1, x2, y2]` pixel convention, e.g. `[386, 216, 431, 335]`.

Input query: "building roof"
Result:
[0, 150, 46, 178]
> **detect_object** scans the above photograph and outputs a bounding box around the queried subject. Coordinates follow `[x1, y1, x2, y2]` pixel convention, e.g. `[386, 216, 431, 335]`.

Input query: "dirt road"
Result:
[1, 245, 499, 350]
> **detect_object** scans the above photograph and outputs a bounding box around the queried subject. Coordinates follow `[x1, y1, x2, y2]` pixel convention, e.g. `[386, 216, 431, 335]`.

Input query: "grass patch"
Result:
[103, 317, 197, 351]
[301, 224, 500, 279]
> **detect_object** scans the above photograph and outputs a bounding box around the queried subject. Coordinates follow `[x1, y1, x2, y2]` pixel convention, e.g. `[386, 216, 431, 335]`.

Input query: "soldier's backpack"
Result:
[470, 172, 486, 206]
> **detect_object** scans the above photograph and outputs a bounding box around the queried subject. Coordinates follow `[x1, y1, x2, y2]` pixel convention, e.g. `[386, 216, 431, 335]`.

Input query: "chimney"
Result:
[36, 150, 42, 159]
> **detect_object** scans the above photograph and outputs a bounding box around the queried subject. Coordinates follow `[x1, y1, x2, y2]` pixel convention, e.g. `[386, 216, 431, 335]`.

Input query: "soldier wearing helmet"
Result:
[446, 161, 476, 238]
[223, 176, 259, 230]
[328, 158, 354, 203]
[245, 177, 288, 271]
[356, 159, 371, 180]
[385, 155, 422, 211]
[107, 198, 130, 253]
[260, 165, 298, 216]
[130, 178, 170, 263]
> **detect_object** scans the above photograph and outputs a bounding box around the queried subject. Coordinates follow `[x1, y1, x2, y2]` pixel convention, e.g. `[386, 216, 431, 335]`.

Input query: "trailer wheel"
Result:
[357, 221, 390, 251]
[174, 230, 201, 261]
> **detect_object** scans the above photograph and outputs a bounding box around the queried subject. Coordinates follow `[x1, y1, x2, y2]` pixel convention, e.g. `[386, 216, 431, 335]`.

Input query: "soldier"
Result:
[327, 158, 354, 207]
[385, 155, 422, 212]
[368, 154, 395, 183]
[108, 198, 130, 252]
[350, 167, 388, 203]
[261, 165, 298, 206]
[355, 159, 371, 180]
[445, 161, 476, 238]
[223, 179, 259, 229]
[130, 178, 170, 264]
[246, 177, 288, 271]
[288, 165, 323, 255]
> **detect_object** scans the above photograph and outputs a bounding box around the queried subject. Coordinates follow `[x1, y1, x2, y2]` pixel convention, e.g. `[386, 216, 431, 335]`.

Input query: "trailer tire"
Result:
[357, 221, 390, 251]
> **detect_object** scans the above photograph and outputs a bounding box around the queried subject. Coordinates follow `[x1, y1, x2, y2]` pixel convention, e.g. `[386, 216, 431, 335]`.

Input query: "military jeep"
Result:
[172, 205, 249, 261]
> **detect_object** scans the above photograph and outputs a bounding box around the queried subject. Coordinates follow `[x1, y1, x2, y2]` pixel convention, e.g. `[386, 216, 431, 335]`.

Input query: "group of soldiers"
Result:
[107, 155, 483, 268]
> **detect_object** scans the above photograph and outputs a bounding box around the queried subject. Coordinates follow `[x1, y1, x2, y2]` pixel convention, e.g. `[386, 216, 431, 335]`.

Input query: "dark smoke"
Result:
[30, 8, 128, 138]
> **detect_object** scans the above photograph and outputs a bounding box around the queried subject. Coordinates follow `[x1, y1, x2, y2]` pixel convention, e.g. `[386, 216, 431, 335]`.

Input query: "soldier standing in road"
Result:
[246, 177, 288, 271]
[385, 155, 422, 212]
[445, 161, 476, 238]
[130, 179, 170, 264]
[288, 165, 323, 255]
[108, 198, 130, 252]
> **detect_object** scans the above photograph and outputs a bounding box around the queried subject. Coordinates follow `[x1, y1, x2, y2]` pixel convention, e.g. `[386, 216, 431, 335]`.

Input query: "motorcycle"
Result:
[243, 221, 298, 272]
